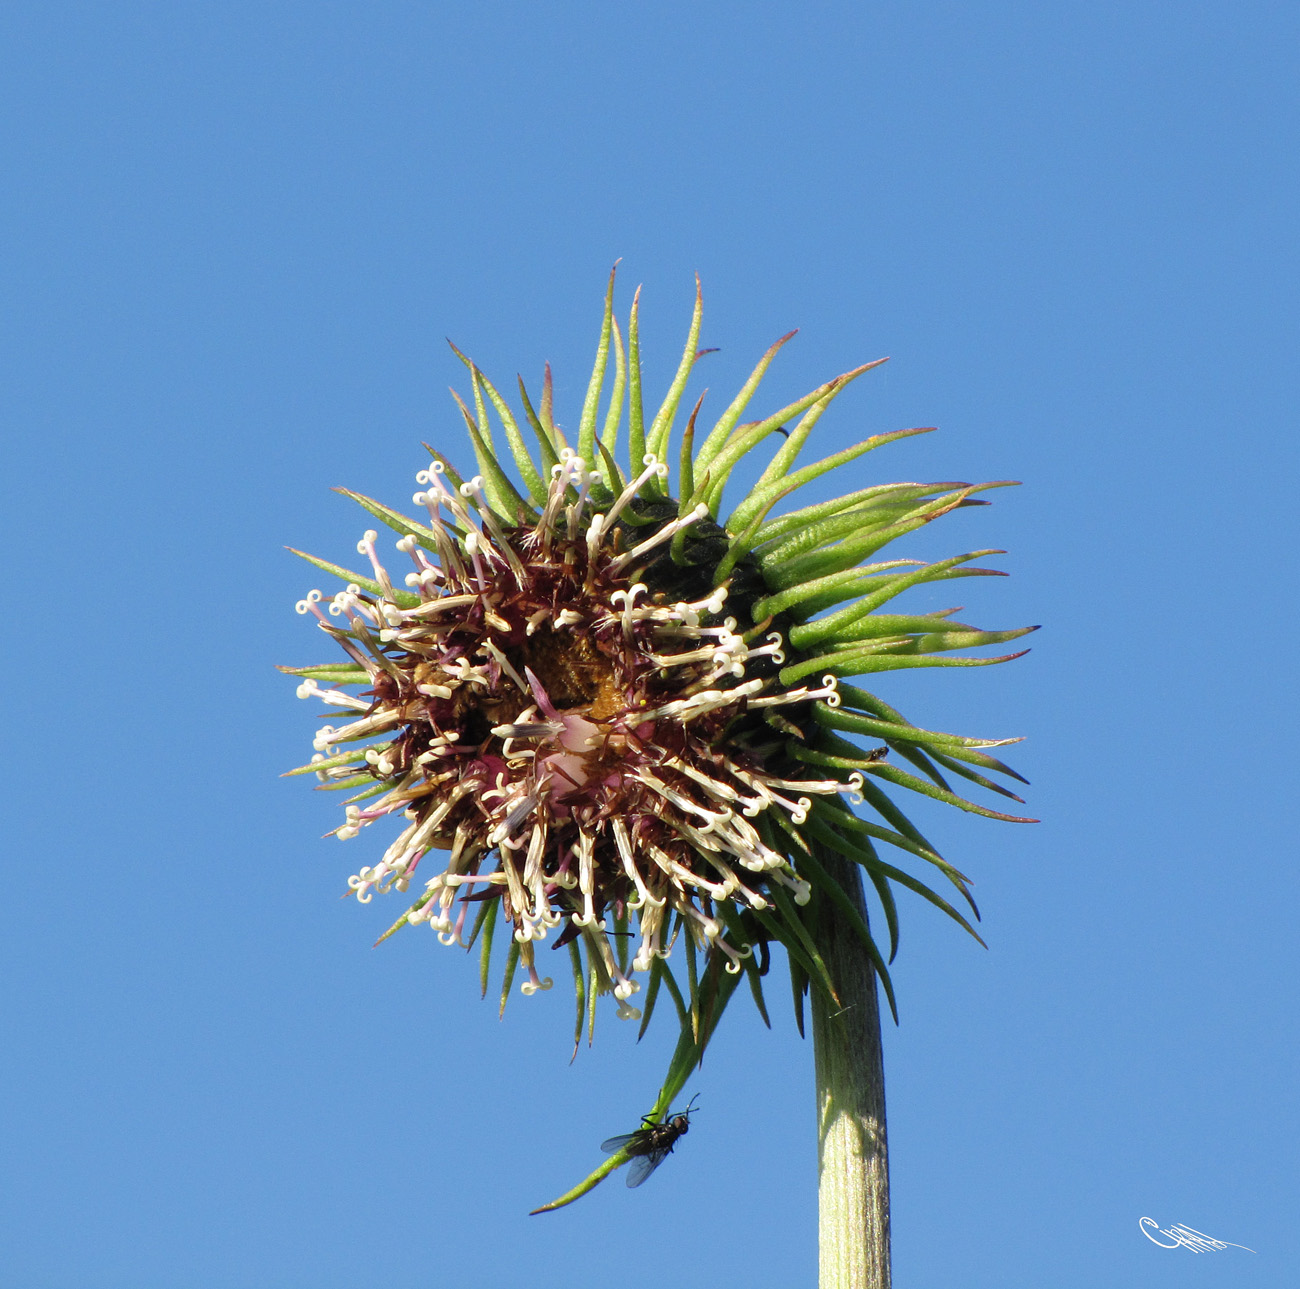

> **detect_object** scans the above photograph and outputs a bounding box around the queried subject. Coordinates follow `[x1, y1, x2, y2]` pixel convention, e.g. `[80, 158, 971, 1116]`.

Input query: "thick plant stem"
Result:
[811, 851, 891, 1289]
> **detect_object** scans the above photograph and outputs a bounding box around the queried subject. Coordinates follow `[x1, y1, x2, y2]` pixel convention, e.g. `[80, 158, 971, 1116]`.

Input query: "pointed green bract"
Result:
[279, 662, 371, 685]
[749, 360, 888, 492]
[286, 547, 420, 608]
[626, 286, 647, 471]
[676, 392, 705, 518]
[695, 329, 796, 468]
[644, 274, 703, 485]
[751, 474, 941, 546]
[600, 312, 627, 456]
[577, 267, 617, 472]
[762, 487, 980, 591]
[703, 374, 871, 519]
[448, 347, 548, 506]
[449, 389, 534, 519]
[517, 374, 562, 480]
[755, 480, 968, 568]
[333, 487, 447, 553]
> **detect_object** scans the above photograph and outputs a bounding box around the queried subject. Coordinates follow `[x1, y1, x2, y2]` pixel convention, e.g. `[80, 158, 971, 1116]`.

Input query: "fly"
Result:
[600, 1095, 699, 1187]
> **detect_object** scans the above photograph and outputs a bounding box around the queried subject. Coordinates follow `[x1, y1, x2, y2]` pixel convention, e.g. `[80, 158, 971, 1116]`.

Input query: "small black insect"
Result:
[600, 1095, 699, 1187]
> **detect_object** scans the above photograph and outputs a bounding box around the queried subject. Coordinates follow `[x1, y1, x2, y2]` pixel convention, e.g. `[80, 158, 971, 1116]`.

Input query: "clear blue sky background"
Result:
[3, 4, 1296, 1287]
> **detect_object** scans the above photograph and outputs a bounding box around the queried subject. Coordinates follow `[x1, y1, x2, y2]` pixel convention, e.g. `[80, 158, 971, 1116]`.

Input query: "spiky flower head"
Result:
[284, 271, 1032, 1073]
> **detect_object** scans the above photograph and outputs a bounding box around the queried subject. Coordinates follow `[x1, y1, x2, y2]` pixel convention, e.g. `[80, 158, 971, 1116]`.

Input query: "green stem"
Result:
[811, 851, 891, 1289]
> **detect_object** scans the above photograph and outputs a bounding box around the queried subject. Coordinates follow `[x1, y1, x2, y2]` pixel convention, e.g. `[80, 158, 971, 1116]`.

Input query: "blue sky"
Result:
[3, 3, 1296, 1286]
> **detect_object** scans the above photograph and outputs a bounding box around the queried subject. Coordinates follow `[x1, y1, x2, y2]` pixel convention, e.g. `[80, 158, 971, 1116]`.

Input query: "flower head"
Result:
[284, 272, 1033, 1054]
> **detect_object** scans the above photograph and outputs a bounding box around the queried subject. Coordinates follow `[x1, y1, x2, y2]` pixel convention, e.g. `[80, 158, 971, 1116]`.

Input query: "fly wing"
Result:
[601, 1133, 638, 1154]
[625, 1147, 669, 1188]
